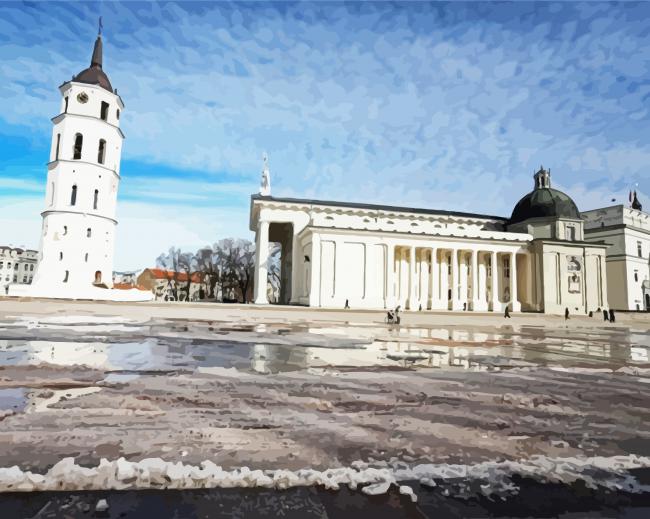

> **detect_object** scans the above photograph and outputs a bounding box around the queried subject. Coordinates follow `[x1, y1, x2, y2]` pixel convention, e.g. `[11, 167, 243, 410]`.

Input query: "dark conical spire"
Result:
[73, 18, 113, 92]
[90, 35, 103, 68]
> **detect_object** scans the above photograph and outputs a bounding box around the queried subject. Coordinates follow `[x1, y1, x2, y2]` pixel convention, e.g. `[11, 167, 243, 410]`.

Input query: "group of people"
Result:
[344, 298, 619, 325]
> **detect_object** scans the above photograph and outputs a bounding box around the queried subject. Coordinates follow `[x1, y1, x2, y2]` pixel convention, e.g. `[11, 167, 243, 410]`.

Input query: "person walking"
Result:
[603, 309, 609, 322]
[609, 308, 616, 323]
[565, 307, 570, 320]
[504, 305, 511, 318]
[344, 299, 350, 309]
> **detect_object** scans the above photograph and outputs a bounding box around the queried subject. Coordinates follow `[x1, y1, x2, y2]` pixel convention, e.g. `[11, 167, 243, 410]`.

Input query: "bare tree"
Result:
[268, 244, 281, 303]
[195, 247, 219, 299]
[214, 238, 256, 303]
[156, 247, 194, 301]
[156, 238, 257, 303]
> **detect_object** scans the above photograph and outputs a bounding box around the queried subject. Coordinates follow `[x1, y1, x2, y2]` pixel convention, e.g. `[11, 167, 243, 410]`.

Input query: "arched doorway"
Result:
[94, 271, 102, 284]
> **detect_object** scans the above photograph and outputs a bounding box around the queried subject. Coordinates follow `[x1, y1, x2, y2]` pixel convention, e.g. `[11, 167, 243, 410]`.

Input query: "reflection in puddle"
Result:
[0, 320, 648, 376]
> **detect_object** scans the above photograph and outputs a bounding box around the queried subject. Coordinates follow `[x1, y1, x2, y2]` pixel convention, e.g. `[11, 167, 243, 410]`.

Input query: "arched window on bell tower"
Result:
[73, 133, 83, 160]
[93, 189, 99, 210]
[98, 139, 106, 164]
[70, 185, 77, 206]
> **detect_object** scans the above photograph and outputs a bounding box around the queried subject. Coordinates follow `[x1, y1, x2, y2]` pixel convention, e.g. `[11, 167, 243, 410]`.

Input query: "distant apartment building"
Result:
[0, 247, 38, 292]
[112, 270, 141, 286]
[583, 199, 650, 311]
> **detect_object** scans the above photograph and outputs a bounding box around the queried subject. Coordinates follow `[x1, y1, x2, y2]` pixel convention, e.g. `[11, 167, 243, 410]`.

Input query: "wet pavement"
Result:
[0, 311, 649, 516]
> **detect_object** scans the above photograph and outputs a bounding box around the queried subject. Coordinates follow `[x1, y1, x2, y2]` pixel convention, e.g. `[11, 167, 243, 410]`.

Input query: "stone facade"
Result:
[583, 205, 650, 311]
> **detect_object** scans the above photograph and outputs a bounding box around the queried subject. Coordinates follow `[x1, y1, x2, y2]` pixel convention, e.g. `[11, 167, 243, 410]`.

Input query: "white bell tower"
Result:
[27, 25, 125, 298]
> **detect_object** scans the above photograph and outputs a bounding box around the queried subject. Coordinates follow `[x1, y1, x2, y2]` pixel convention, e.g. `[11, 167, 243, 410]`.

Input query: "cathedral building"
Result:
[249, 165, 609, 315]
[9, 27, 150, 301]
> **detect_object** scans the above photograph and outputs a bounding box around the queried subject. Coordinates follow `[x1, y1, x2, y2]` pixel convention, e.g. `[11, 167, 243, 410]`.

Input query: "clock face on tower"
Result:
[77, 92, 89, 104]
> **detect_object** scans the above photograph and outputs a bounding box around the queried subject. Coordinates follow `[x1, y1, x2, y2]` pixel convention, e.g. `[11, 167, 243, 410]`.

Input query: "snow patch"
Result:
[1, 454, 650, 501]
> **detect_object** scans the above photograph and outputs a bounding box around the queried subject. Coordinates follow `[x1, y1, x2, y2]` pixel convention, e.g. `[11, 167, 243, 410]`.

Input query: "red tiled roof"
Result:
[113, 282, 148, 290]
[145, 268, 204, 283]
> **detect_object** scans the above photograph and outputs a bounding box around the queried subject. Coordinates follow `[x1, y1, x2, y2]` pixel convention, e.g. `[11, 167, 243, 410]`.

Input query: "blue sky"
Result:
[1, 1, 649, 270]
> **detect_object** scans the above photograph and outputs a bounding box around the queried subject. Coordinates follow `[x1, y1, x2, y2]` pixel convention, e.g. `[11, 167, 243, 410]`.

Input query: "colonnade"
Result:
[390, 245, 521, 312]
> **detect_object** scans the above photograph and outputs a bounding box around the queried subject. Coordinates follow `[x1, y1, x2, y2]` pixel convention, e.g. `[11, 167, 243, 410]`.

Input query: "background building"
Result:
[0, 247, 38, 293]
[583, 198, 650, 311]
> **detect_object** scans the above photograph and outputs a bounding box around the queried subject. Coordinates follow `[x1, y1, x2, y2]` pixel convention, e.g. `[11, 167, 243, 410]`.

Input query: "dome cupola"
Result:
[509, 166, 581, 225]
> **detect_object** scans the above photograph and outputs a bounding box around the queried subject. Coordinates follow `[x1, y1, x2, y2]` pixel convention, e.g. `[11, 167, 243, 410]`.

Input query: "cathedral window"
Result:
[63, 270, 69, 283]
[566, 225, 576, 241]
[116, 109, 120, 120]
[59, 252, 63, 261]
[504, 257, 510, 278]
[638, 241, 643, 258]
[73, 133, 83, 160]
[70, 185, 77, 206]
[93, 189, 99, 210]
[100, 101, 109, 121]
[87, 228, 92, 238]
[567, 257, 581, 293]
[55, 134, 61, 161]
[50, 182, 55, 206]
[30, 264, 34, 271]
[63, 225, 67, 236]
[84, 253, 89, 262]
[98, 139, 106, 164]
[64, 96, 69, 113]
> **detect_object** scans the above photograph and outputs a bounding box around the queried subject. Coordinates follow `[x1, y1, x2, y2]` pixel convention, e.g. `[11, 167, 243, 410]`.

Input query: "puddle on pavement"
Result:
[0, 388, 28, 412]
[0, 320, 648, 375]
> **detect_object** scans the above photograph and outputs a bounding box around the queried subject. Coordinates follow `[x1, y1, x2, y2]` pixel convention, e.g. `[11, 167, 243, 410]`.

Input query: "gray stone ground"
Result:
[0, 299, 649, 488]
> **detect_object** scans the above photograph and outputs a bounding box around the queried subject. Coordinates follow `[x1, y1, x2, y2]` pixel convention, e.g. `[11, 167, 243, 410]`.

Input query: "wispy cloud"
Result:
[0, 2, 649, 268]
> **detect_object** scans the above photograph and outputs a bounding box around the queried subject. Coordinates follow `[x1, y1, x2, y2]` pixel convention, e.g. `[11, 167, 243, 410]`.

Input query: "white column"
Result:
[511, 251, 520, 312]
[471, 249, 479, 310]
[459, 252, 468, 309]
[408, 246, 416, 310]
[254, 220, 270, 304]
[439, 250, 448, 310]
[491, 251, 499, 312]
[308, 234, 321, 307]
[477, 253, 488, 311]
[290, 232, 300, 304]
[451, 248, 461, 310]
[430, 247, 437, 309]
[386, 244, 395, 308]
